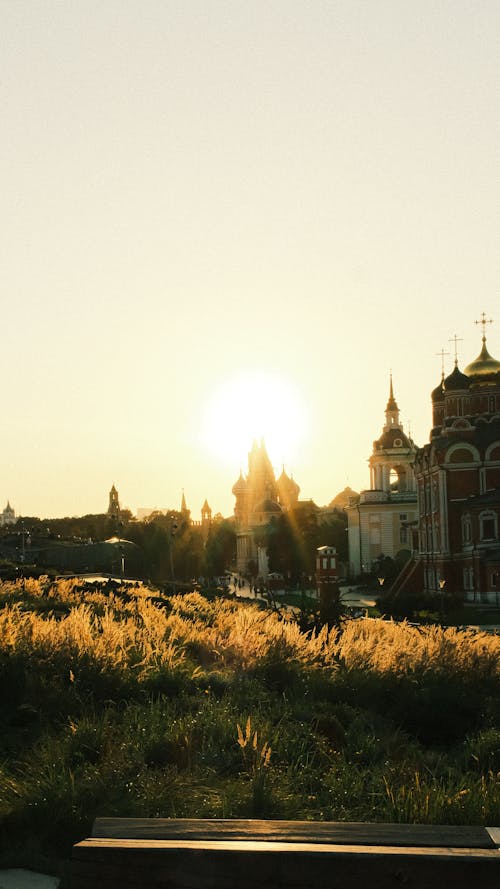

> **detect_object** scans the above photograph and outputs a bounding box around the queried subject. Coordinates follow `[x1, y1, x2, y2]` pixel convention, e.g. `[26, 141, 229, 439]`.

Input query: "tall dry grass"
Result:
[0, 578, 498, 861]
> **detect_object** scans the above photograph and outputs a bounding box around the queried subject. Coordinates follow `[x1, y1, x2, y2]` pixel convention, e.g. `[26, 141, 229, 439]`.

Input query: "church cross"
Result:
[474, 312, 493, 341]
[448, 334, 463, 366]
[435, 348, 450, 377]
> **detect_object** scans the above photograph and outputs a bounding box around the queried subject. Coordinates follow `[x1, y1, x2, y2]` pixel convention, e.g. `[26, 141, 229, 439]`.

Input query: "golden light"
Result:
[201, 370, 309, 468]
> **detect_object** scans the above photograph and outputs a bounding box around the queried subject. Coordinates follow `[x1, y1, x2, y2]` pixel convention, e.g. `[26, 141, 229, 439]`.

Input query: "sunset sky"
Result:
[2, 1, 500, 520]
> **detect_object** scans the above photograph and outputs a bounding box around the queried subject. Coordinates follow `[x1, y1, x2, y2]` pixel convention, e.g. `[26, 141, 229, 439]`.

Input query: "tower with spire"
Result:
[346, 376, 418, 576]
[0, 501, 16, 526]
[369, 375, 417, 495]
[180, 489, 191, 524]
[107, 484, 121, 519]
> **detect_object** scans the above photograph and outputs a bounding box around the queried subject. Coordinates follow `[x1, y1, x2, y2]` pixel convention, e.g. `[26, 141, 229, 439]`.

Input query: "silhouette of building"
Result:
[346, 377, 418, 575]
[107, 484, 121, 519]
[0, 501, 16, 526]
[406, 316, 500, 605]
[137, 494, 213, 542]
[232, 438, 300, 575]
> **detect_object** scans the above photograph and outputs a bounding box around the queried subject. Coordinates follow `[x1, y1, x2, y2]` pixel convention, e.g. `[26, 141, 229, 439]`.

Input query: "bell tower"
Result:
[108, 484, 120, 519]
[371, 377, 416, 494]
[346, 377, 418, 576]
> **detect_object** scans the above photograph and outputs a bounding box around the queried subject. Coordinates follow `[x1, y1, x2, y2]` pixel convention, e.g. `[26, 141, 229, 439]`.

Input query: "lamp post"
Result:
[168, 515, 178, 593]
[438, 578, 446, 623]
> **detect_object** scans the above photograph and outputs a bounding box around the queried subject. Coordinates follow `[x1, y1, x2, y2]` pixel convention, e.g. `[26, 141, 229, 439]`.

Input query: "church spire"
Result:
[384, 373, 401, 430]
[181, 489, 188, 513]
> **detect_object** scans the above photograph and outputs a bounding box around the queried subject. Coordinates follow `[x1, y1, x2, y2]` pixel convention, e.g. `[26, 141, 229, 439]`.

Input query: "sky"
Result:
[1, 0, 500, 520]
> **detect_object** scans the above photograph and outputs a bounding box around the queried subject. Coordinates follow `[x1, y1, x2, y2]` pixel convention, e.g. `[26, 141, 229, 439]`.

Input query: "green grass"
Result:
[0, 576, 498, 875]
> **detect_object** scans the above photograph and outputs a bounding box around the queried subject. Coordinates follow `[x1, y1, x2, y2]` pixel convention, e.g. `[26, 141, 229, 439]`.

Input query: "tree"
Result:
[204, 519, 236, 577]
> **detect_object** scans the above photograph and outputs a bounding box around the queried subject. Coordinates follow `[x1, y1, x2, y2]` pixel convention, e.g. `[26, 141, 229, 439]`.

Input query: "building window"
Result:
[399, 513, 407, 521]
[400, 526, 408, 544]
[480, 511, 497, 541]
[462, 514, 472, 545]
[492, 573, 497, 588]
[462, 566, 474, 592]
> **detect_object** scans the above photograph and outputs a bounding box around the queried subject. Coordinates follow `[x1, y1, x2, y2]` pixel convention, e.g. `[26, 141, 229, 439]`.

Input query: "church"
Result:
[346, 378, 418, 575]
[403, 316, 500, 606]
[232, 438, 300, 575]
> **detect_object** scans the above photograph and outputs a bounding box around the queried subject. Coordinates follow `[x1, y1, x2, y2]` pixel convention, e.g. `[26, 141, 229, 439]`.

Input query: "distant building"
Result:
[107, 484, 121, 518]
[400, 318, 500, 605]
[137, 495, 213, 541]
[232, 438, 300, 575]
[0, 501, 16, 526]
[327, 486, 359, 511]
[346, 377, 418, 575]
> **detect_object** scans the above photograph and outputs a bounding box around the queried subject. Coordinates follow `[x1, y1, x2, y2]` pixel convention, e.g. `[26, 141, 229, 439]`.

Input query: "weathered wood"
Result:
[91, 816, 495, 848]
[71, 836, 500, 889]
[486, 827, 500, 847]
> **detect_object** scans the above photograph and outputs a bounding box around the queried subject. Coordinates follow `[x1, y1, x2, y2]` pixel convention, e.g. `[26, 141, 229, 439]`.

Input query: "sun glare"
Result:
[201, 371, 309, 469]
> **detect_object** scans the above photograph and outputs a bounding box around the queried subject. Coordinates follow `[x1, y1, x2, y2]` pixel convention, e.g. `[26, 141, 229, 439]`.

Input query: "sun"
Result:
[201, 370, 309, 468]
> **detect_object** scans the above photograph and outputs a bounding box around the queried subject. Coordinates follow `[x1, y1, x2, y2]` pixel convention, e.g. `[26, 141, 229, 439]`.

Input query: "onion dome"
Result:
[277, 468, 300, 497]
[444, 364, 470, 391]
[232, 471, 247, 496]
[464, 339, 500, 378]
[431, 376, 445, 402]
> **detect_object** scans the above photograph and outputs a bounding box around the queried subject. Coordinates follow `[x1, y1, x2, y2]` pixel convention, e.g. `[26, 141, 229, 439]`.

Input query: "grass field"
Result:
[0, 576, 498, 875]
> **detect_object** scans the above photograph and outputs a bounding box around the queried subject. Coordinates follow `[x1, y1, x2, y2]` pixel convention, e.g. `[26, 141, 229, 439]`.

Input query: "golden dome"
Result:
[464, 339, 500, 378]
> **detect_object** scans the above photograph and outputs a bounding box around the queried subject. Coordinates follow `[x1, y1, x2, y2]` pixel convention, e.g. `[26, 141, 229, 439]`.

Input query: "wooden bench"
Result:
[71, 817, 500, 889]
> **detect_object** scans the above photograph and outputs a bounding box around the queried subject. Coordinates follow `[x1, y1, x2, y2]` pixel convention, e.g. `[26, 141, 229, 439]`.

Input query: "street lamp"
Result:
[168, 515, 178, 593]
[438, 578, 446, 623]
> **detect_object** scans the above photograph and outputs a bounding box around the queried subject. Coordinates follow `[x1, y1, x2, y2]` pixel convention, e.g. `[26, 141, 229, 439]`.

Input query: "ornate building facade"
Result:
[346, 378, 418, 575]
[410, 318, 500, 604]
[232, 438, 300, 575]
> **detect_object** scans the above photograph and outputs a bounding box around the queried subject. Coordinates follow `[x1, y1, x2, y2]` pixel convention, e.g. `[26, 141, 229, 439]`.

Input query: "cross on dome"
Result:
[474, 312, 493, 342]
[435, 347, 450, 378]
[448, 333, 463, 367]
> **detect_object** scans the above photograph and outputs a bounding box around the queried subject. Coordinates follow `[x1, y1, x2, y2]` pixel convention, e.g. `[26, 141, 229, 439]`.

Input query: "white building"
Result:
[346, 378, 418, 575]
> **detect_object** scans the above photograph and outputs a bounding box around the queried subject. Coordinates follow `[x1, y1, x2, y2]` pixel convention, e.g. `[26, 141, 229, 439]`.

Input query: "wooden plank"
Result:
[70, 838, 500, 889]
[91, 817, 495, 848]
[486, 827, 500, 848]
[75, 837, 500, 855]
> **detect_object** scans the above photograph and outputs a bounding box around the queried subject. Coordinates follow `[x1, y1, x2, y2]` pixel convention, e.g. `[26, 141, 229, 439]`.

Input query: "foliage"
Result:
[204, 519, 236, 577]
[262, 507, 347, 584]
[0, 577, 498, 871]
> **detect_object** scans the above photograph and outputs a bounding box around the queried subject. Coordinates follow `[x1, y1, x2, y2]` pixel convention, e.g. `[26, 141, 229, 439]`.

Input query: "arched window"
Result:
[389, 468, 399, 491]
[445, 443, 479, 464]
[448, 448, 474, 463]
[485, 442, 500, 462]
[479, 510, 498, 541]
